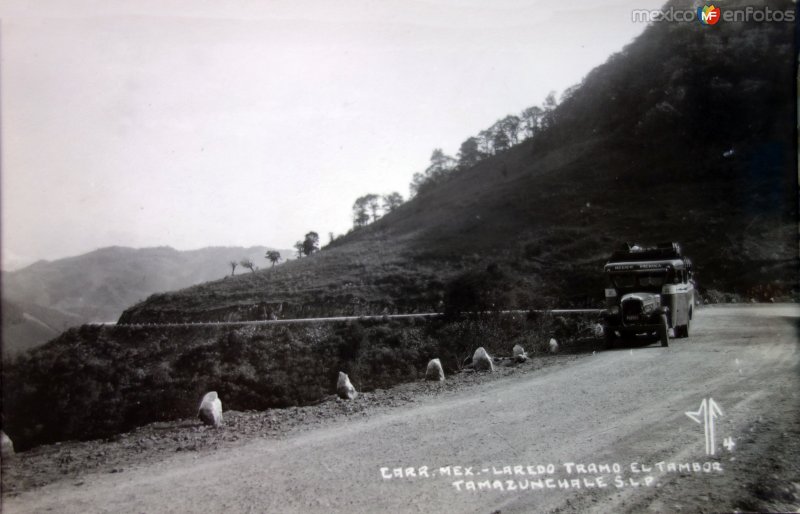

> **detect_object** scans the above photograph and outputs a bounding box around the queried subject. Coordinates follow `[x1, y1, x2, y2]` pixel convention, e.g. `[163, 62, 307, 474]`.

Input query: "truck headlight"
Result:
[642, 297, 660, 314]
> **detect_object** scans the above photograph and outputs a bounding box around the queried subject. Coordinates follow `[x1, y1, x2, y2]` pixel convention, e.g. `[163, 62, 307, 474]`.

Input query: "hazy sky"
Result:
[1, 0, 663, 270]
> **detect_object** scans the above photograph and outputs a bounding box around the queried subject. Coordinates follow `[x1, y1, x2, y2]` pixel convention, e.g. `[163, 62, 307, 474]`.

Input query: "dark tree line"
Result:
[410, 91, 559, 196]
[345, 92, 558, 230]
[351, 192, 404, 229]
[228, 259, 257, 275]
[228, 251, 283, 276]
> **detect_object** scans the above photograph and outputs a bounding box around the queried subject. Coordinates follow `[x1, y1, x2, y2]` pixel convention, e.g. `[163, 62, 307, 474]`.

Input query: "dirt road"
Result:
[3, 304, 799, 513]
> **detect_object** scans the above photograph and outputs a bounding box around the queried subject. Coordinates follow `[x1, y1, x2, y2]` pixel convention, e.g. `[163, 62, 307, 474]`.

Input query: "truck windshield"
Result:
[611, 272, 666, 289]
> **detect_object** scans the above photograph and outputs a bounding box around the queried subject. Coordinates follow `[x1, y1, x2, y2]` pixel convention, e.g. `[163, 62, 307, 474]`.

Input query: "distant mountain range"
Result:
[1, 245, 292, 356]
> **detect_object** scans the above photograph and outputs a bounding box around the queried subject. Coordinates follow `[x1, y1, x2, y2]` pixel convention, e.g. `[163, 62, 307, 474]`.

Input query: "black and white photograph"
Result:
[1, 0, 798, 512]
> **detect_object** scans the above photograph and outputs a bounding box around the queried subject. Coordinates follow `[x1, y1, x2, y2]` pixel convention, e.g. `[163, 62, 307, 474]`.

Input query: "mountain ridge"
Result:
[2, 245, 293, 355]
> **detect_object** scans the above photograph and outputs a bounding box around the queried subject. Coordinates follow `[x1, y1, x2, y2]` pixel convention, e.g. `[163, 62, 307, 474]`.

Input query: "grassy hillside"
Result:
[2, 246, 292, 354]
[121, 0, 797, 324]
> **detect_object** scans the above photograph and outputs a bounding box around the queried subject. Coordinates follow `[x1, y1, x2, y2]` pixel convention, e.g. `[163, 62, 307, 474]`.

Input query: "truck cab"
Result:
[602, 242, 694, 347]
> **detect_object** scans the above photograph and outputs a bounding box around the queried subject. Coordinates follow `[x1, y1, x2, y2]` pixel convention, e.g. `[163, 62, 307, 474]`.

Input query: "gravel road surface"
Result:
[3, 304, 798, 513]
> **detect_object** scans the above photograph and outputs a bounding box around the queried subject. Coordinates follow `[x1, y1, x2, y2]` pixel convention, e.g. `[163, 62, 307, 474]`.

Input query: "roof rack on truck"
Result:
[608, 242, 682, 263]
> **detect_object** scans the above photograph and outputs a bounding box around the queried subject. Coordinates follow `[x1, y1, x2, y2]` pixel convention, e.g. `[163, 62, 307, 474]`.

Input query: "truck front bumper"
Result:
[603, 311, 664, 333]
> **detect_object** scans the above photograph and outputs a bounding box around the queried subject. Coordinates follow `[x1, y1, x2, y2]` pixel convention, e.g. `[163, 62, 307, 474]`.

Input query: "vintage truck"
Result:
[602, 242, 694, 348]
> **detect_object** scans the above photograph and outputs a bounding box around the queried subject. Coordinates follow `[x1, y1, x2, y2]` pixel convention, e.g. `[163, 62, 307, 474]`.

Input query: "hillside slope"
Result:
[0, 300, 84, 357]
[121, 0, 797, 324]
[2, 245, 292, 354]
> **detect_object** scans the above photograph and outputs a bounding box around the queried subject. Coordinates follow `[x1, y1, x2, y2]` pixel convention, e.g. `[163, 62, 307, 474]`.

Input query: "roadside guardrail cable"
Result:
[97, 308, 604, 328]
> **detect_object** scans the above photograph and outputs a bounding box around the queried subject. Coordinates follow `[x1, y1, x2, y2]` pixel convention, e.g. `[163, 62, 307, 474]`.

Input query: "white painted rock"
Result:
[425, 358, 445, 381]
[549, 338, 559, 354]
[472, 347, 494, 372]
[198, 391, 224, 427]
[1, 431, 14, 457]
[512, 344, 528, 363]
[337, 372, 357, 400]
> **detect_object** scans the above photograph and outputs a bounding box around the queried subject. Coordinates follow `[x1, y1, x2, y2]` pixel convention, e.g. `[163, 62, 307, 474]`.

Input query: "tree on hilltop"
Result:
[540, 91, 558, 130]
[265, 250, 281, 267]
[352, 196, 371, 228]
[521, 106, 544, 139]
[302, 231, 320, 256]
[492, 129, 510, 153]
[240, 258, 256, 273]
[457, 137, 483, 169]
[498, 115, 522, 146]
[366, 194, 381, 222]
[382, 192, 404, 213]
[477, 129, 494, 156]
[410, 149, 456, 197]
[229, 261, 238, 276]
[427, 149, 456, 180]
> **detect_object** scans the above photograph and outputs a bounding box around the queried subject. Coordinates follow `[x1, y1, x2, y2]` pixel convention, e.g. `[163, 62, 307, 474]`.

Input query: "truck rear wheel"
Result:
[659, 314, 669, 347]
[676, 319, 691, 338]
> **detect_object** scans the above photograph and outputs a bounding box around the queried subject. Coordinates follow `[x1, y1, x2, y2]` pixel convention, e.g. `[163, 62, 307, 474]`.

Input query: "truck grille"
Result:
[622, 298, 643, 324]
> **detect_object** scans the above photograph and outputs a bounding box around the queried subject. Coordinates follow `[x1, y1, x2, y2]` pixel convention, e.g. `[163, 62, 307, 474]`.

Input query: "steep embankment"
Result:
[121, 0, 797, 324]
[2, 312, 578, 449]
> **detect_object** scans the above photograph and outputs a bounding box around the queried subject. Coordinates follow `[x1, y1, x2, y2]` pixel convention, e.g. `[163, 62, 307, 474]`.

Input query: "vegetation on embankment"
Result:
[2, 312, 595, 451]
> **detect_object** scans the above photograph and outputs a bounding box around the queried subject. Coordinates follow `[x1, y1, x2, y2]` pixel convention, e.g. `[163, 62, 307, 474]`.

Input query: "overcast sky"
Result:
[1, 0, 663, 270]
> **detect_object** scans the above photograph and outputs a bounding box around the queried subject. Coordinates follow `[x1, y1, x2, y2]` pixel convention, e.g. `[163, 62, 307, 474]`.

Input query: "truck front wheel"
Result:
[605, 327, 616, 349]
[659, 314, 669, 347]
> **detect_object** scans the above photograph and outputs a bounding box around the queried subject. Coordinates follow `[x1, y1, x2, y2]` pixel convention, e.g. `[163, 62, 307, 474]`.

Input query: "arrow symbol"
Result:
[685, 398, 723, 455]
